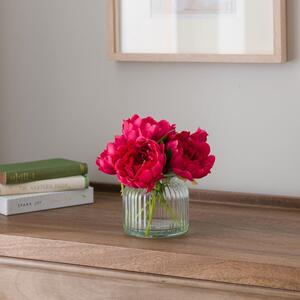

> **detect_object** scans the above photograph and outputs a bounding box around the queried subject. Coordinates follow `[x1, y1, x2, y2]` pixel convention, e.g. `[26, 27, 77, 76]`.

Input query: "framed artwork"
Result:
[108, 0, 287, 63]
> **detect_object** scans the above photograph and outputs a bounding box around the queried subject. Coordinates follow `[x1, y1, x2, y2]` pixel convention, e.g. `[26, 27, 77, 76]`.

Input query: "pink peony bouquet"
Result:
[96, 115, 215, 192]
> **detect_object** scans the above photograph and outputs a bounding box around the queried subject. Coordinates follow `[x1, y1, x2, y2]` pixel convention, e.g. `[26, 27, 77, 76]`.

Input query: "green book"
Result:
[0, 158, 88, 184]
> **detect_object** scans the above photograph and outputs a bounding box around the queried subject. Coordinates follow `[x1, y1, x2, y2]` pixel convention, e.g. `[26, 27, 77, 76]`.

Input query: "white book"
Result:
[0, 175, 89, 196]
[0, 187, 94, 216]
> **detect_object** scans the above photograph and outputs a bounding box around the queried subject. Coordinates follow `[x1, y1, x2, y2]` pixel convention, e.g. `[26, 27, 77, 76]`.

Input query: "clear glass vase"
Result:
[122, 177, 189, 238]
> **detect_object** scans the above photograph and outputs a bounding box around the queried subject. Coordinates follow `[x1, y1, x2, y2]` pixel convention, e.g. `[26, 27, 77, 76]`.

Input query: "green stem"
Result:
[159, 196, 180, 226]
[143, 180, 181, 237]
[145, 191, 157, 237]
[120, 184, 125, 196]
[135, 200, 150, 221]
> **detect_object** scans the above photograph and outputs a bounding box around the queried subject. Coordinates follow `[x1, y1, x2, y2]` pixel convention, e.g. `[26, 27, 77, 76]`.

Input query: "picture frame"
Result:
[108, 0, 287, 63]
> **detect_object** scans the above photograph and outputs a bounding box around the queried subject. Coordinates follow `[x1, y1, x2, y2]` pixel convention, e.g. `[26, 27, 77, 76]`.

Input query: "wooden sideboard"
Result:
[0, 190, 299, 299]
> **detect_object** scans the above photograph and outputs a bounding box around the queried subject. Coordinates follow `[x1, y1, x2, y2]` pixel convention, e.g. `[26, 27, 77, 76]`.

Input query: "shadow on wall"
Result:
[287, 0, 298, 60]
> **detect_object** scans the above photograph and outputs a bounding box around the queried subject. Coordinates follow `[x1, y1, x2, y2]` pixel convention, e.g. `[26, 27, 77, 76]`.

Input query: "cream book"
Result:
[0, 175, 88, 196]
[0, 187, 94, 216]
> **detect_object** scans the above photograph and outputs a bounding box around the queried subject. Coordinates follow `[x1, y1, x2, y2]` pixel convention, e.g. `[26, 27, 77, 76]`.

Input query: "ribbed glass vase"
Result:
[122, 177, 189, 238]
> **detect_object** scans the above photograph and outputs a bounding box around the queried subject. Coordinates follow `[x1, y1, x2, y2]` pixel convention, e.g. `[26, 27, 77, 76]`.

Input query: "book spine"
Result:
[0, 176, 89, 196]
[0, 173, 6, 185]
[0, 194, 7, 214]
[0, 187, 94, 216]
[4, 163, 88, 184]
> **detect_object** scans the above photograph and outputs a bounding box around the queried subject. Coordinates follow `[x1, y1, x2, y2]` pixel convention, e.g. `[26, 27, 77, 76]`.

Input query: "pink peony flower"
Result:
[96, 136, 166, 191]
[115, 138, 166, 191]
[166, 129, 215, 181]
[96, 135, 127, 175]
[122, 114, 175, 142]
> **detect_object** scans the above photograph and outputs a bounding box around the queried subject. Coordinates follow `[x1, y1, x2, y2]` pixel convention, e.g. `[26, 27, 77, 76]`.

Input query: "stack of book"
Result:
[0, 158, 93, 215]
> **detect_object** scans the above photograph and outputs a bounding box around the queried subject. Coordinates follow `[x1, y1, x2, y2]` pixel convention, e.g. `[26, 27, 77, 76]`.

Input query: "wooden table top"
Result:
[0, 191, 299, 292]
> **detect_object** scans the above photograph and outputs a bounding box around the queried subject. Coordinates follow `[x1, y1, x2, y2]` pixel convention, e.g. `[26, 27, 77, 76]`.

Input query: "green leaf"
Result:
[120, 184, 125, 196]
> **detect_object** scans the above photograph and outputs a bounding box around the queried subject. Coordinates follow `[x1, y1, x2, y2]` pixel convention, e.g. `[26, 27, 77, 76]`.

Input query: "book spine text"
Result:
[0, 187, 94, 216]
[4, 163, 88, 184]
[0, 176, 89, 196]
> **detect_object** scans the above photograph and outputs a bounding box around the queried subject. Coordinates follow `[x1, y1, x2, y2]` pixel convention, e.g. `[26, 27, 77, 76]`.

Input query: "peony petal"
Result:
[138, 169, 153, 184]
[173, 168, 193, 181]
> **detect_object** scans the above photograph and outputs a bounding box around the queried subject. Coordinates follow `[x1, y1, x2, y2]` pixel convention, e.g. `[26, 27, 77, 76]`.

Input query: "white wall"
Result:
[0, 0, 299, 196]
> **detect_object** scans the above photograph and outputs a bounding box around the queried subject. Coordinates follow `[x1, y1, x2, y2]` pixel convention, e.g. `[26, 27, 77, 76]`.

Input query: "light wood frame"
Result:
[108, 0, 287, 63]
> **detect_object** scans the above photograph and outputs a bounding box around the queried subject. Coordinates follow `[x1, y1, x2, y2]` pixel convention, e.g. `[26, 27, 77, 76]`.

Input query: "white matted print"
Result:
[111, 0, 286, 63]
[151, 0, 237, 16]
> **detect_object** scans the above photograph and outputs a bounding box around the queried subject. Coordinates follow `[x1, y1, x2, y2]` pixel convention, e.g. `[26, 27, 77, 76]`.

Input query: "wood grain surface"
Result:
[0, 191, 299, 292]
[91, 182, 300, 209]
[0, 257, 299, 300]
